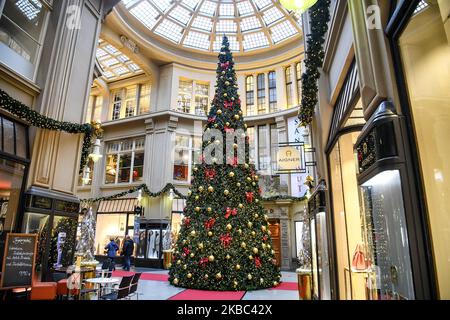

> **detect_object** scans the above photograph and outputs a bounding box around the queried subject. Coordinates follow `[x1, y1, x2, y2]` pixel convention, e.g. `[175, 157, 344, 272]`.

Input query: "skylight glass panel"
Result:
[113, 66, 130, 75]
[117, 54, 130, 63]
[243, 32, 269, 50]
[150, 0, 172, 13]
[241, 16, 261, 32]
[15, 0, 42, 20]
[414, 0, 429, 15]
[104, 44, 118, 54]
[220, 4, 235, 17]
[96, 48, 108, 58]
[192, 16, 213, 31]
[130, 1, 160, 29]
[169, 5, 191, 25]
[155, 19, 184, 43]
[184, 31, 210, 50]
[263, 6, 284, 25]
[103, 71, 114, 79]
[181, 0, 199, 10]
[213, 35, 239, 52]
[122, 0, 140, 8]
[271, 21, 297, 43]
[253, 0, 271, 10]
[216, 20, 237, 33]
[103, 57, 120, 67]
[128, 63, 141, 71]
[200, 1, 216, 16]
[237, 1, 254, 16]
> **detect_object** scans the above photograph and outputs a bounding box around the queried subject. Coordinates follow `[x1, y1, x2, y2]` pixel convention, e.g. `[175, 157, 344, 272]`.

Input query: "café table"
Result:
[84, 277, 121, 299]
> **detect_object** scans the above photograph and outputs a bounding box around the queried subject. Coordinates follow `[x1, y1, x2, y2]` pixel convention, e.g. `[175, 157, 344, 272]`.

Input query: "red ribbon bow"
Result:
[183, 247, 190, 256]
[263, 235, 268, 242]
[220, 61, 230, 69]
[184, 217, 191, 226]
[204, 218, 216, 229]
[224, 127, 235, 133]
[224, 100, 233, 110]
[255, 256, 262, 268]
[220, 234, 232, 248]
[246, 192, 254, 203]
[208, 116, 216, 123]
[199, 257, 209, 268]
[225, 207, 238, 219]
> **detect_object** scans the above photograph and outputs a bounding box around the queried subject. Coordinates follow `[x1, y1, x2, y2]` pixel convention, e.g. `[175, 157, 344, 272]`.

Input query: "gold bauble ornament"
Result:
[233, 143, 238, 149]
[247, 222, 253, 228]
[234, 115, 240, 120]
[208, 231, 213, 237]
[273, 281, 279, 287]
[260, 278, 264, 284]
[216, 273, 222, 279]
[214, 124, 218, 128]
[224, 93, 228, 97]
[237, 183, 241, 187]
[204, 274, 209, 279]
[207, 207, 212, 212]
[226, 224, 232, 230]
[226, 254, 231, 260]
[252, 248, 259, 254]
[267, 244, 271, 249]
[254, 175, 259, 181]
[195, 196, 200, 201]
[208, 255, 215, 262]
[217, 110, 222, 115]
[233, 281, 238, 287]
[183, 264, 187, 270]
[229, 172, 235, 178]
[239, 111, 243, 115]
[235, 264, 241, 270]
[261, 226, 267, 232]
[226, 122, 230, 126]
[251, 231, 256, 237]
[195, 207, 200, 212]
[247, 177, 252, 182]
[248, 255, 253, 260]
[238, 203, 243, 208]
[252, 182, 256, 186]
[188, 191, 192, 196]
[241, 242, 246, 248]
[244, 163, 249, 169]
[190, 253, 195, 258]
[238, 229, 242, 234]
[190, 230, 196, 236]
[224, 190, 229, 195]
[271, 250, 275, 255]
[231, 97, 235, 101]
[199, 243, 204, 249]
[268, 230, 272, 235]
[262, 243, 267, 249]
[255, 199, 259, 203]
[225, 81, 230, 85]
[173, 278, 179, 285]
[254, 214, 259, 219]
[193, 167, 198, 172]
[177, 260, 181, 265]
[247, 274, 253, 280]
[198, 186, 204, 192]
[182, 240, 187, 244]
[208, 186, 214, 192]
[264, 214, 269, 220]
[187, 273, 192, 279]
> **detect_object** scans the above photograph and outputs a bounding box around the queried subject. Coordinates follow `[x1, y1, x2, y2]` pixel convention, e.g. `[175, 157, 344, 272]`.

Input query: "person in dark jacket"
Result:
[104, 238, 119, 271]
[121, 235, 135, 271]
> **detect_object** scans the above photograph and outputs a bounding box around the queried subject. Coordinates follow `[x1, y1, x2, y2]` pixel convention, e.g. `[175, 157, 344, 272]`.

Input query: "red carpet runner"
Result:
[169, 290, 246, 300]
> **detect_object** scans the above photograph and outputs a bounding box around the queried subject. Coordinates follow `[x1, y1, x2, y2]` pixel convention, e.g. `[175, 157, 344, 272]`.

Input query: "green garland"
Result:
[0, 89, 99, 173]
[81, 183, 307, 205]
[299, 0, 331, 126]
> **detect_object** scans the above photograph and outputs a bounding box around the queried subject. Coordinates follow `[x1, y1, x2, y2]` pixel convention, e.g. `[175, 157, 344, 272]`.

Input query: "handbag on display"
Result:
[352, 243, 370, 271]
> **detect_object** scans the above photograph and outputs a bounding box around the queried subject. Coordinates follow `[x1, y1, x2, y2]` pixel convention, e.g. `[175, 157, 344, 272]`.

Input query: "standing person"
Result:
[122, 235, 135, 271]
[104, 238, 119, 271]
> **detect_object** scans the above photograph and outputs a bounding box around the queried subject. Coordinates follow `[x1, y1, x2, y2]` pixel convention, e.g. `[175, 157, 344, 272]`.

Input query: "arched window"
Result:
[245, 76, 255, 115]
[257, 73, 266, 114]
[268, 71, 277, 112]
[285, 66, 293, 108]
[296, 63, 302, 105]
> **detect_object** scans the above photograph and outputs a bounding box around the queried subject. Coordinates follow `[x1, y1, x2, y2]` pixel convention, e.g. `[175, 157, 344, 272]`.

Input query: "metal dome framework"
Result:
[121, 0, 302, 54]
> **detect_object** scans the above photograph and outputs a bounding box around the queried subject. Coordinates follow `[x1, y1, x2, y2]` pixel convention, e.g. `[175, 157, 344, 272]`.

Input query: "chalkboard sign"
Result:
[1, 233, 37, 289]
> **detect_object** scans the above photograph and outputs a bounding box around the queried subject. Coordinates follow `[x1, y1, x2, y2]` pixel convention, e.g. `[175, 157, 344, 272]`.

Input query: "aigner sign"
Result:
[277, 147, 301, 171]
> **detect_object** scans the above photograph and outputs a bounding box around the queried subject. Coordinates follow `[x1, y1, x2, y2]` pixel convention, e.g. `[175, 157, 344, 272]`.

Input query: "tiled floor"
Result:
[111, 269, 299, 300]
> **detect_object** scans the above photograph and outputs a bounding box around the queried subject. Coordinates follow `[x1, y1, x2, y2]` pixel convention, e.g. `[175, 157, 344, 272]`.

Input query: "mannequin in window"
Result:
[147, 230, 154, 258]
[154, 231, 160, 258]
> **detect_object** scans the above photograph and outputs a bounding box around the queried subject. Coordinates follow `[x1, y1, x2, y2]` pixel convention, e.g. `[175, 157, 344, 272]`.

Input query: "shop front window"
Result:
[195, 82, 209, 116]
[104, 138, 145, 185]
[173, 134, 201, 183]
[329, 131, 366, 300]
[399, 1, 450, 299]
[95, 213, 129, 255]
[0, 0, 50, 79]
[22, 212, 49, 271]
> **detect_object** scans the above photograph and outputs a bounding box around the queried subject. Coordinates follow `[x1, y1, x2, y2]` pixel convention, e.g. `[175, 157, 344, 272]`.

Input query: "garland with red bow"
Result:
[255, 256, 262, 268]
[225, 207, 238, 219]
[220, 234, 232, 248]
[204, 218, 216, 229]
[205, 168, 216, 180]
[199, 257, 209, 268]
[246, 192, 254, 203]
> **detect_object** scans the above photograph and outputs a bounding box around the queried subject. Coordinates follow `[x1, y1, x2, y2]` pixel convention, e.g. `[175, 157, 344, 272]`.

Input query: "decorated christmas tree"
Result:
[168, 36, 281, 291]
[75, 207, 98, 264]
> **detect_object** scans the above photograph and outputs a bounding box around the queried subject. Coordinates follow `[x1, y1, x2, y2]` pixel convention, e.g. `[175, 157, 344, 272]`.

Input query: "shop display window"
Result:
[95, 213, 130, 255]
[177, 79, 210, 115]
[173, 134, 201, 183]
[316, 211, 331, 300]
[399, 1, 450, 299]
[359, 170, 415, 300]
[310, 217, 318, 299]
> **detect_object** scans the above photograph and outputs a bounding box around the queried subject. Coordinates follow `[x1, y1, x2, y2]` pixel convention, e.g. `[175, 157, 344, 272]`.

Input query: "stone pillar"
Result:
[275, 66, 287, 110]
[28, 0, 105, 197]
[291, 63, 299, 106]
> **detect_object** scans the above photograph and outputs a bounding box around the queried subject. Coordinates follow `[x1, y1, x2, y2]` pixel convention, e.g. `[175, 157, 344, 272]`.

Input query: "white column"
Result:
[291, 64, 299, 107]
[264, 72, 270, 113]
[275, 66, 286, 110]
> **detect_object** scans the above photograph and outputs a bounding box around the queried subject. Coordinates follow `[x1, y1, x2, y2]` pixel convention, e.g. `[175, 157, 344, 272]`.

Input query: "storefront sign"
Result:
[54, 200, 79, 213]
[31, 196, 52, 210]
[277, 146, 302, 171]
[287, 117, 309, 197]
[0, 233, 37, 289]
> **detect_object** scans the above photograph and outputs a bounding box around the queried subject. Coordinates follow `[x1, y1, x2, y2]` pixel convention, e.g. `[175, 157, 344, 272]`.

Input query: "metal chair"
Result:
[127, 273, 142, 300]
[100, 275, 133, 300]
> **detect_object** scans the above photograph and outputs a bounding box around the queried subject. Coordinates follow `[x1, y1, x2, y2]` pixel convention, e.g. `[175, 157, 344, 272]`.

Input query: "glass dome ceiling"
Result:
[121, 0, 302, 53]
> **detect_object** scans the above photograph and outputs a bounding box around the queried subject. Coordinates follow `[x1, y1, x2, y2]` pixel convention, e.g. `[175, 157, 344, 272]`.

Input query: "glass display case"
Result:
[355, 102, 415, 300]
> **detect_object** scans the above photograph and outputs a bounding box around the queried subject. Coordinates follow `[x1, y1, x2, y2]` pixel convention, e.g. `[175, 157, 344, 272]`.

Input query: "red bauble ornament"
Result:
[184, 217, 191, 227]
[224, 100, 233, 110]
[183, 247, 190, 256]
[255, 256, 262, 268]
[199, 257, 209, 268]
[205, 168, 216, 180]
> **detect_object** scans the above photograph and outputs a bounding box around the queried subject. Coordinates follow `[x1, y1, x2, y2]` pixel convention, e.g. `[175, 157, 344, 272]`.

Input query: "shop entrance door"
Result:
[268, 219, 281, 267]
